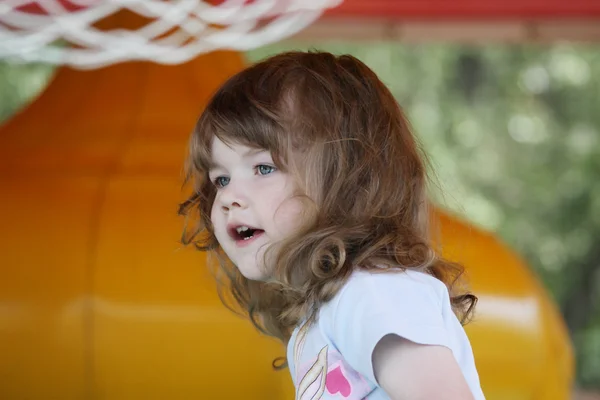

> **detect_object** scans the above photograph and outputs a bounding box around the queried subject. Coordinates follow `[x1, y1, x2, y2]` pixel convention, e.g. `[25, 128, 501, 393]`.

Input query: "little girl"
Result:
[179, 50, 485, 399]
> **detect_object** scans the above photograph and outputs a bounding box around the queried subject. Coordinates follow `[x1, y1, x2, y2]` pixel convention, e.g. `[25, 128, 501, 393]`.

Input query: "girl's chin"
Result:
[236, 263, 269, 282]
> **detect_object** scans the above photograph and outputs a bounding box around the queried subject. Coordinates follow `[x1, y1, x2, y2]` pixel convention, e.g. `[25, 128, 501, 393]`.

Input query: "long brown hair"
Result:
[179, 50, 477, 343]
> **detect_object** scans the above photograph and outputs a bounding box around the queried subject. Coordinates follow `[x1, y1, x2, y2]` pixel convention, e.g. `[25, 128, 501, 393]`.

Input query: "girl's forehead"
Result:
[210, 136, 267, 155]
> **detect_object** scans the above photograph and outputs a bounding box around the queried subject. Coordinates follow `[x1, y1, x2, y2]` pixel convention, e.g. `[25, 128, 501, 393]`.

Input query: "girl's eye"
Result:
[257, 165, 276, 175]
[213, 176, 230, 188]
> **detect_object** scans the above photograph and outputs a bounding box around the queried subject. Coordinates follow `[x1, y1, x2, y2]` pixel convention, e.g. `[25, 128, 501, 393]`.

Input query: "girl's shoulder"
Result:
[333, 267, 450, 309]
[293, 267, 475, 392]
[313, 267, 454, 349]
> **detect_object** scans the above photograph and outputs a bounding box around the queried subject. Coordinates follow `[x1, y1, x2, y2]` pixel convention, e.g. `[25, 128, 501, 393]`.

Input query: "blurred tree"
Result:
[0, 62, 54, 122]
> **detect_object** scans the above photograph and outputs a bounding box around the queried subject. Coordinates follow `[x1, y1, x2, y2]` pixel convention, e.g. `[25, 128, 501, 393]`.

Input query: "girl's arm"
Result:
[373, 334, 476, 400]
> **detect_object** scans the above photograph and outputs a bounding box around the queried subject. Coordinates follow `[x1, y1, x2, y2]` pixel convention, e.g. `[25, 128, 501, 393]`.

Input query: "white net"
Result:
[0, 0, 342, 69]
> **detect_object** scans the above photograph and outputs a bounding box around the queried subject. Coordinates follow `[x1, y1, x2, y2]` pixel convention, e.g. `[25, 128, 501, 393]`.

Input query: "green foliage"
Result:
[0, 62, 55, 123]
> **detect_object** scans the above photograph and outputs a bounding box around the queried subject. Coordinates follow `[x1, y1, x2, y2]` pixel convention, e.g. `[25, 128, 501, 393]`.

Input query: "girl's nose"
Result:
[219, 185, 248, 213]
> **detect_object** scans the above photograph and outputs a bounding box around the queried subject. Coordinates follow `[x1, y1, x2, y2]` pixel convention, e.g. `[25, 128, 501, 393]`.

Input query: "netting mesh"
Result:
[0, 0, 341, 69]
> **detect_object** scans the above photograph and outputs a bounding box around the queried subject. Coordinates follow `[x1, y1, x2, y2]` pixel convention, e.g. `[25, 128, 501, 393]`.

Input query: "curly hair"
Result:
[179, 50, 477, 344]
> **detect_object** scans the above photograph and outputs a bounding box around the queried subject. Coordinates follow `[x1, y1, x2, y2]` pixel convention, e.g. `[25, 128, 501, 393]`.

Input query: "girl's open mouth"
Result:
[228, 225, 265, 247]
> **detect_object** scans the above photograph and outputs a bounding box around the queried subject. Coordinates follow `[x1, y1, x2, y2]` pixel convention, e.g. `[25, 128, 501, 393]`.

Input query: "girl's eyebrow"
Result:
[207, 148, 269, 171]
[207, 160, 222, 171]
[241, 147, 269, 157]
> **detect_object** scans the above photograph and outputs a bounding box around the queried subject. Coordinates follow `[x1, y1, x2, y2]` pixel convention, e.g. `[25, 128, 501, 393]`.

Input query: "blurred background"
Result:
[1, 0, 599, 399]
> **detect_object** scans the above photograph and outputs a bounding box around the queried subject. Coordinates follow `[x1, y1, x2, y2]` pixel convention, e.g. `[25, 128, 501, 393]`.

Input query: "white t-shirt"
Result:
[286, 269, 486, 399]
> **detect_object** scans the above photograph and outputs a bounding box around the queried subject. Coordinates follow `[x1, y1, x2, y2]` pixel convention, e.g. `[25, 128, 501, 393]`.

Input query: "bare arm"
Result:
[372, 334, 476, 400]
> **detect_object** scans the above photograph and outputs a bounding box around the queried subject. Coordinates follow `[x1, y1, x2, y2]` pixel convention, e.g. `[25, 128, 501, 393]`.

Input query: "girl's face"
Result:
[209, 137, 304, 281]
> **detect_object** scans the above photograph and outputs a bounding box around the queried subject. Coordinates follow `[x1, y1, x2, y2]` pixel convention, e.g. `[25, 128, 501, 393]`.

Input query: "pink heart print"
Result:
[326, 365, 352, 397]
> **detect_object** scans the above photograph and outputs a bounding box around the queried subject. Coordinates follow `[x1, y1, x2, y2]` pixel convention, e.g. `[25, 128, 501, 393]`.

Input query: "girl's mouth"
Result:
[228, 225, 265, 247]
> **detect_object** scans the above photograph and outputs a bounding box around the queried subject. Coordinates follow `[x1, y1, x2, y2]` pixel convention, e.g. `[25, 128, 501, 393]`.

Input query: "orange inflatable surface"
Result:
[0, 51, 573, 399]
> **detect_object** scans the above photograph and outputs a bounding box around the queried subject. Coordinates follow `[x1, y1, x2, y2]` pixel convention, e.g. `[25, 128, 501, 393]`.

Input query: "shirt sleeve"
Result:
[327, 270, 452, 384]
